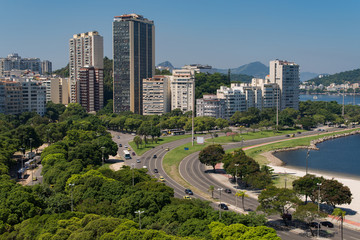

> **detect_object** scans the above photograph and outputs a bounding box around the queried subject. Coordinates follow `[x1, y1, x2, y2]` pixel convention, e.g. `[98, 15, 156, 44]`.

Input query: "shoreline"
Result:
[261, 130, 360, 223]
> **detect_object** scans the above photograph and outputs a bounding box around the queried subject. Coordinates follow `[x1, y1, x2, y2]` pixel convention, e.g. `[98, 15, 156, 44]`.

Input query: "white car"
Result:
[136, 159, 141, 163]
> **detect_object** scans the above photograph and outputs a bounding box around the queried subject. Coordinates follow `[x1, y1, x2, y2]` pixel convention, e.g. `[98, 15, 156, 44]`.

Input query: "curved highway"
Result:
[112, 128, 360, 239]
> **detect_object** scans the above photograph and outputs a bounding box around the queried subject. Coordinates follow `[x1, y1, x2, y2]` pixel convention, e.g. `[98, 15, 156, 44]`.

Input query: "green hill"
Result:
[307, 68, 360, 86]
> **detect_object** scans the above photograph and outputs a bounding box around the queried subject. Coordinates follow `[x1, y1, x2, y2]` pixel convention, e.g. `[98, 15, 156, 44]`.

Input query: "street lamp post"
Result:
[134, 210, 144, 229]
[218, 188, 223, 220]
[131, 163, 135, 186]
[101, 146, 105, 166]
[29, 138, 33, 154]
[20, 147, 25, 179]
[234, 164, 239, 189]
[306, 148, 310, 175]
[69, 183, 75, 212]
[317, 182, 322, 238]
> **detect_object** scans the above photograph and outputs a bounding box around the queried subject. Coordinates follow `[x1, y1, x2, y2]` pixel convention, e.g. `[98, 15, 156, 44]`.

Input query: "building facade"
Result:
[69, 31, 103, 104]
[269, 60, 299, 110]
[170, 69, 195, 112]
[196, 95, 225, 118]
[0, 81, 23, 115]
[41, 60, 52, 74]
[78, 67, 104, 112]
[42, 78, 70, 105]
[113, 14, 155, 114]
[0, 53, 43, 76]
[142, 75, 170, 115]
[21, 80, 46, 116]
[216, 85, 247, 119]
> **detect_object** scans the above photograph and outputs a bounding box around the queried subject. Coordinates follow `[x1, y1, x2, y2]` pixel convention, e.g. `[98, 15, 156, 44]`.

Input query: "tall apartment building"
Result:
[142, 75, 170, 115]
[251, 78, 280, 109]
[69, 31, 103, 104]
[196, 95, 225, 118]
[78, 67, 103, 112]
[0, 81, 23, 115]
[269, 60, 299, 110]
[41, 60, 52, 74]
[170, 69, 195, 112]
[113, 14, 155, 114]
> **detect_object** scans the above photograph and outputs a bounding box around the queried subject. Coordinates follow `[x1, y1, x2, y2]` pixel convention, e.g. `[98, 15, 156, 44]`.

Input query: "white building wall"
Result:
[170, 69, 195, 112]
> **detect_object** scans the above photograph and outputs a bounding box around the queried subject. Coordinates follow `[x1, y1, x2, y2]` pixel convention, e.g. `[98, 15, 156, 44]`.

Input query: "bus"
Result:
[123, 150, 131, 159]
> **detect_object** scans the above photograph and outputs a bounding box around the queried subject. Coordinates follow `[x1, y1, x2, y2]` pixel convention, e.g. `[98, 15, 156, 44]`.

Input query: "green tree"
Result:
[257, 186, 301, 225]
[235, 190, 249, 210]
[321, 179, 352, 208]
[198, 144, 224, 171]
[208, 185, 215, 198]
[292, 174, 324, 204]
[215, 118, 229, 130]
[332, 208, 346, 240]
[133, 136, 142, 149]
[293, 203, 327, 237]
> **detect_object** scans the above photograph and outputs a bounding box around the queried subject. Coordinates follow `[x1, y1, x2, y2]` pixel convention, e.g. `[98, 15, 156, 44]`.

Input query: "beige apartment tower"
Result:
[69, 31, 103, 104]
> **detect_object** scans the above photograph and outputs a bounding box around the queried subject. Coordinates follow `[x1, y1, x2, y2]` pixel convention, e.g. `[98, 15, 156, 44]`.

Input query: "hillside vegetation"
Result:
[307, 68, 360, 86]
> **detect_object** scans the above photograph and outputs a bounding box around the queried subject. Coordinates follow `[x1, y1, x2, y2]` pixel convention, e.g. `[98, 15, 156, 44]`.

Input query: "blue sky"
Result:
[1, 0, 359, 74]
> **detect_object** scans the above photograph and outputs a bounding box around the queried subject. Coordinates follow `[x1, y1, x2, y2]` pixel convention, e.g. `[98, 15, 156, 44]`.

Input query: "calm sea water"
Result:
[300, 94, 360, 105]
[274, 134, 360, 178]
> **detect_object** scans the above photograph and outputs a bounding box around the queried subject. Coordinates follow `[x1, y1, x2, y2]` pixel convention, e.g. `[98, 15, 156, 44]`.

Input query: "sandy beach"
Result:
[262, 151, 360, 224]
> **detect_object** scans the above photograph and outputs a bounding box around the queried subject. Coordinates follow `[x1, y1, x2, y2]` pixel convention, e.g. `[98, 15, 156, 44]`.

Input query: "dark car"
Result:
[309, 222, 321, 228]
[321, 221, 334, 228]
[185, 189, 193, 195]
[282, 213, 292, 221]
[218, 203, 228, 210]
[224, 189, 232, 194]
[119, 144, 122, 147]
[132, 152, 136, 156]
[153, 155, 157, 158]
[154, 169, 158, 173]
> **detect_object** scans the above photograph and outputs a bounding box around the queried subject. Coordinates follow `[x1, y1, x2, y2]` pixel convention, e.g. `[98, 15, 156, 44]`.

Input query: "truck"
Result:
[25, 152, 35, 159]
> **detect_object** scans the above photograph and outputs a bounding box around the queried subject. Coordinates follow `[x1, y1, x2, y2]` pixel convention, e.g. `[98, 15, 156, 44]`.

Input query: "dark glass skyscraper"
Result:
[113, 14, 155, 114]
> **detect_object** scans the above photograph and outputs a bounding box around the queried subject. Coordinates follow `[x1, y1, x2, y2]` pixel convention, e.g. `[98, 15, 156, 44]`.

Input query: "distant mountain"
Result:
[300, 72, 319, 82]
[306, 68, 360, 86]
[157, 61, 174, 70]
[213, 61, 269, 79]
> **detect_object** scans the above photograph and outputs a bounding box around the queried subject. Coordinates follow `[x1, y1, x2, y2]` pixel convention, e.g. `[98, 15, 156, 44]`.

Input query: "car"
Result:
[136, 159, 141, 163]
[154, 169, 159, 173]
[131, 133, 136, 136]
[320, 221, 334, 228]
[124, 145, 128, 148]
[132, 152, 136, 156]
[224, 189, 232, 194]
[183, 196, 191, 200]
[282, 213, 292, 221]
[165, 148, 170, 151]
[142, 166, 147, 169]
[159, 176, 165, 182]
[309, 222, 321, 228]
[218, 203, 228, 210]
[153, 154, 157, 158]
[32, 176, 37, 181]
[117, 136, 120, 139]
[286, 134, 290, 137]
[119, 143, 122, 147]
[185, 189, 193, 195]
[128, 148, 131, 151]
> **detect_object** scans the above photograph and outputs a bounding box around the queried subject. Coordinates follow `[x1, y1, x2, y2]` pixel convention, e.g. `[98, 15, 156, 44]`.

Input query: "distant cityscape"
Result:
[0, 13, 358, 117]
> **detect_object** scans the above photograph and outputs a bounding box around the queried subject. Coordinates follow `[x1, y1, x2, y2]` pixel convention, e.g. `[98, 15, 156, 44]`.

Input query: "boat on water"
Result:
[313, 96, 318, 100]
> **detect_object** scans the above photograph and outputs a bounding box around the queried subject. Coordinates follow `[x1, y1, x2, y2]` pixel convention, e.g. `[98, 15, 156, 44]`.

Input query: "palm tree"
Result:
[236, 190, 249, 210]
[332, 208, 346, 240]
[208, 185, 215, 198]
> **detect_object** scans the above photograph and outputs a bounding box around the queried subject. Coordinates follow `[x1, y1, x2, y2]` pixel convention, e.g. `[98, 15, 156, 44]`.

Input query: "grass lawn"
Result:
[207, 129, 307, 144]
[162, 142, 211, 189]
[129, 134, 205, 156]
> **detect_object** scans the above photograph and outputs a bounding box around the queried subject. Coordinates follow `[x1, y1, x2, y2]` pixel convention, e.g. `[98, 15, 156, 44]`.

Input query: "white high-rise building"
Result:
[69, 31, 103, 103]
[216, 85, 247, 119]
[21, 80, 46, 116]
[269, 60, 299, 110]
[170, 69, 195, 112]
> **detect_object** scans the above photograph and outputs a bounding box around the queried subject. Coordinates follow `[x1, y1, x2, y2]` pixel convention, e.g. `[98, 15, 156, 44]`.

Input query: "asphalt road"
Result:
[111, 128, 360, 239]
